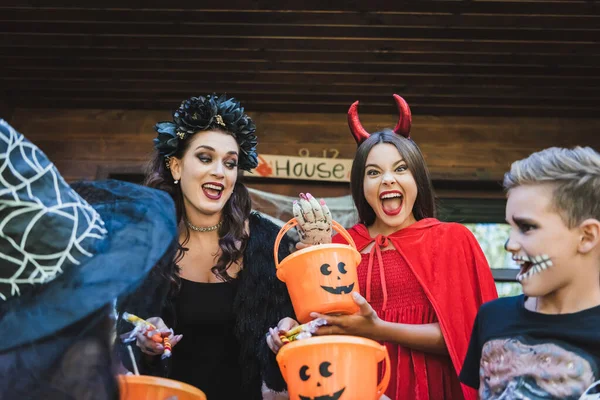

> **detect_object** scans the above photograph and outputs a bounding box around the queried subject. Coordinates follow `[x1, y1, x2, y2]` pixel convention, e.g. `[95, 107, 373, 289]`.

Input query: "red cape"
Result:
[333, 218, 498, 400]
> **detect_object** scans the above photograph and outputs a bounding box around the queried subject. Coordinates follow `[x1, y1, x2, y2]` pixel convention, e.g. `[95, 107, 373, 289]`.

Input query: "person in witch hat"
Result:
[0, 119, 178, 399]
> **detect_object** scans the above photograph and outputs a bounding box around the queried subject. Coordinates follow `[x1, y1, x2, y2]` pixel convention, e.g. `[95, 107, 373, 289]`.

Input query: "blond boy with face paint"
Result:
[460, 146, 600, 400]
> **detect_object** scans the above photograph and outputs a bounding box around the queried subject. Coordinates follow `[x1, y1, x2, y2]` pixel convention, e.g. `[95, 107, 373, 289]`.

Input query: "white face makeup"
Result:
[514, 254, 554, 282]
[505, 184, 581, 297]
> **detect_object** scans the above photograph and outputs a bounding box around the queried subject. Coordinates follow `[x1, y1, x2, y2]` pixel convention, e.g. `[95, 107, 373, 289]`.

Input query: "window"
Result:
[438, 196, 521, 297]
[464, 223, 522, 297]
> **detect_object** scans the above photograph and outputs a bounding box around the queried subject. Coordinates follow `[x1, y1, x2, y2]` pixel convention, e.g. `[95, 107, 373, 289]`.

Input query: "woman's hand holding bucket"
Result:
[310, 292, 384, 341]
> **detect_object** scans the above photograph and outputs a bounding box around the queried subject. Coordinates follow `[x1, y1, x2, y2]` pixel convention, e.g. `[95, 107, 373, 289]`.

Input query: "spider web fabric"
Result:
[581, 380, 600, 399]
[0, 120, 107, 301]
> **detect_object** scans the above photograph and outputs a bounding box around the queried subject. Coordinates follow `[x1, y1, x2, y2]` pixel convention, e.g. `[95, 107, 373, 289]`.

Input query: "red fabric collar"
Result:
[337, 218, 442, 312]
[345, 218, 442, 251]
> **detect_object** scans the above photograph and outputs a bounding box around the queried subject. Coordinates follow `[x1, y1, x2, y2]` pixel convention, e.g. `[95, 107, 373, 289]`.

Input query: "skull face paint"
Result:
[514, 253, 554, 282]
[505, 184, 582, 297]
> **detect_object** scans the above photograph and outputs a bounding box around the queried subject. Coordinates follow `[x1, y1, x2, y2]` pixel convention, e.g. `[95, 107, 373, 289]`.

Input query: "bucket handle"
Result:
[377, 347, 391, 397]
[273, 218, 358, 269]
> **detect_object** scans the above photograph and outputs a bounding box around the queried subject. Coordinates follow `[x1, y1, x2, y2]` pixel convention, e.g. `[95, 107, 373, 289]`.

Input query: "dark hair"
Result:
[0, 306, 119, 400]
[145, 127, 252, 283]
[154, 94, 257, 171]
[350, 129, 436, 226]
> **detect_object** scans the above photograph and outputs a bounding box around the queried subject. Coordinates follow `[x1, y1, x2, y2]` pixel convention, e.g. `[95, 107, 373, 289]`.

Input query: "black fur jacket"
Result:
[116, 212, 295, 399]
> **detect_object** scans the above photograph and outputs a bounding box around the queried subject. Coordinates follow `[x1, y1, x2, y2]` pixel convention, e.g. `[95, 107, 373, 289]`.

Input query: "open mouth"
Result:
[379, 190, 403, 216]
[202, 182, 224, 200]
[299, 388, 345, 400]
[321, 283, 354, 295]
[514, 254, 553, 282]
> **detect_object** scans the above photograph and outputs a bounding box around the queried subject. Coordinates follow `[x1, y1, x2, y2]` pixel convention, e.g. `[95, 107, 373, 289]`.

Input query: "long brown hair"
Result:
[350, 129, 436, 226]
[145, 129, 251, 282]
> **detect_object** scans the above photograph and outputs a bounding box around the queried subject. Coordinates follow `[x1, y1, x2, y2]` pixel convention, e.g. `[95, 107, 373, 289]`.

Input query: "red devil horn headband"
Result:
[347, 94, 412, 145]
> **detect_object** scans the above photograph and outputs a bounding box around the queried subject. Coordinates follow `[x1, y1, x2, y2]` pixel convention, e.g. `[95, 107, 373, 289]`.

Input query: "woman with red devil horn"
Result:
[312, 95, 498, 400]
[348, 94, 412, 143]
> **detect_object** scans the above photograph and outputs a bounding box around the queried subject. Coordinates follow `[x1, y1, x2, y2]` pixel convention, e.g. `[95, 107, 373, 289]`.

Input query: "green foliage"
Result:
[464, 223, 522, 297]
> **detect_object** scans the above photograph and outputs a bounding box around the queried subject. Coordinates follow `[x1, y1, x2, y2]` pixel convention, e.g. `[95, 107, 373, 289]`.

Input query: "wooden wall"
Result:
[0, 97, 12, 123]
[9, 108, 599, 198]
[2, 1, 599, 117]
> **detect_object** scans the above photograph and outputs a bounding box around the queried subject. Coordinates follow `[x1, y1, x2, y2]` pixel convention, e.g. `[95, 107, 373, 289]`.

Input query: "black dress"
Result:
[170, 279, 243, 399]
[117, 212, 295, 400]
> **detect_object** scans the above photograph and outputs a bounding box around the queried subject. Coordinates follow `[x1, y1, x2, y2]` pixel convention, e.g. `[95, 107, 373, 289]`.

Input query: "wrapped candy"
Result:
[120, 312, 173, 359]
[162, 336, 172, 358]
[279, 318, 328, 344]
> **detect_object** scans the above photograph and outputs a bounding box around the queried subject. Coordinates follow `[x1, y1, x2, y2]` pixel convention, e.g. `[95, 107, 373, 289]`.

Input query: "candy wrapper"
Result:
[120, 312, 173, 359]
[279, 318, 328, 344]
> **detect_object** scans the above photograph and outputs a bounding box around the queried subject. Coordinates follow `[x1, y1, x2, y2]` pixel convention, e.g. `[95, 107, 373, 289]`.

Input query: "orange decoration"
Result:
[274, 219, 361, 323]
[277, 336, 390, 400]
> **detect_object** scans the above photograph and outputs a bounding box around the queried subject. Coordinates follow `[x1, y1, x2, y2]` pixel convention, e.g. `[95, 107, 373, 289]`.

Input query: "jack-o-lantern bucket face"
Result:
[277, 336, 390, 400]
[274, 219, 361, 323]
[298, 361, 345, 400]
[319, 262, 354, 295]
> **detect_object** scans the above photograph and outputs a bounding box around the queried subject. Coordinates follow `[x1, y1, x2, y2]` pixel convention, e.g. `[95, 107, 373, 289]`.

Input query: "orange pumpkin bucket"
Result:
[274, 219, 362, 323]
[118, 375, 207, 400]
[277, 335, 390, 400]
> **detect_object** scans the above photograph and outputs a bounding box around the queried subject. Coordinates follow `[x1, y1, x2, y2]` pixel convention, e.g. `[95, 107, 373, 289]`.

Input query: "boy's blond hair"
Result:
[503, 147, 600, 228]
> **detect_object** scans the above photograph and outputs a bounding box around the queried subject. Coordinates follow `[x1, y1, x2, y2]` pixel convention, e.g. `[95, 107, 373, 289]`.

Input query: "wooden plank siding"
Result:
[9, 108, 599, 188]
[2, 1, 599, 199]
[0, 96, 13, 123]
[1, 1, 599, 116]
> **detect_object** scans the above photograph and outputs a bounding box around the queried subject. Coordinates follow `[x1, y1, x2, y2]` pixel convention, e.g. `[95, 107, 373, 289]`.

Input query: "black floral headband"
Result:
[153, 94, 258, 171]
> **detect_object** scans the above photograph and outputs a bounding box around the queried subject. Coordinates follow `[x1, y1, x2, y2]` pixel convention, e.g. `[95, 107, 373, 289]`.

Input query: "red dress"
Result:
[334, 218, 498, 400]
[359, 249, 463, 399]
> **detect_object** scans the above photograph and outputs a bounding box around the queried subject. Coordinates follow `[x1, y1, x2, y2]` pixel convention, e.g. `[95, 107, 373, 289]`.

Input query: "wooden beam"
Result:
[5, 89, 599, 109]
[2, 21, 598, 42]
[3, 57, 598, 77]
[491, 269, 519, 282]
[2, 79, 599, 100]
[0, 95, 13, 123]
[2, 34, 598, 54]
[2, 47, 599, 67]
[0, 1, 598, 15]
[10, 108, 600, 182]
[2, 9, 599, 30]
[5, 96, 598, 117]
[4, 67, 598, 87]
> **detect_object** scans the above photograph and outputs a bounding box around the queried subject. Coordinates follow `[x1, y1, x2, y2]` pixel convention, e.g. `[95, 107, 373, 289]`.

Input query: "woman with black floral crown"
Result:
[116, 94, 295, 400]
